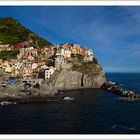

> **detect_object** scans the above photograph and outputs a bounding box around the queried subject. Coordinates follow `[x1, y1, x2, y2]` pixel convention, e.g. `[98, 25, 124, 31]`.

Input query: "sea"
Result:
[0, 73, 140, 134]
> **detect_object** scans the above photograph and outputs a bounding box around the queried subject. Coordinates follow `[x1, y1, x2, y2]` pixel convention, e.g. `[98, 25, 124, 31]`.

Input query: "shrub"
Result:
[93, 57, 98, 64]
[76, 54, 84, 61]
[0, 50, 19, 60]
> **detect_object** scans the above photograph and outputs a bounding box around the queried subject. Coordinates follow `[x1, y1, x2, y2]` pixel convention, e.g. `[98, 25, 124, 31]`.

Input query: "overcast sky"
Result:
[0, 6, 140, 73]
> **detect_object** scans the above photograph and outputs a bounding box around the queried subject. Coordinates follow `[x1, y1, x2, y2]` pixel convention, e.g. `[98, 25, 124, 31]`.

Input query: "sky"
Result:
[0, 6, 140, 73]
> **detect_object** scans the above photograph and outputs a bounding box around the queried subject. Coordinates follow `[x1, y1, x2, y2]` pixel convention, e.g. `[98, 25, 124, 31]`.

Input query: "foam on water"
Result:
[112, 124, 136, 131]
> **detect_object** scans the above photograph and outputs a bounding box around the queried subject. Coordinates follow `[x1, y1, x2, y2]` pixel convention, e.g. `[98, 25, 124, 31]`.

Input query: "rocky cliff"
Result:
[49, 60, 106, 90]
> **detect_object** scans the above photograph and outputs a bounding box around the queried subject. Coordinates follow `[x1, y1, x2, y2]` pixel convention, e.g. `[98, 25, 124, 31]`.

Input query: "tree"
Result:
[93, 57, 98, 64]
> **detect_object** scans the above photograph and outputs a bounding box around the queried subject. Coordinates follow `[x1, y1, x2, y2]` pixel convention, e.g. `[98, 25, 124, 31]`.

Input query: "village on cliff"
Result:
[0, 41, 94, 86]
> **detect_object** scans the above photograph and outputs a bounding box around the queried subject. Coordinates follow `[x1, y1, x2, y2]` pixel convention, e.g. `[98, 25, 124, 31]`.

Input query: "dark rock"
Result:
[101, 81, 140, 99]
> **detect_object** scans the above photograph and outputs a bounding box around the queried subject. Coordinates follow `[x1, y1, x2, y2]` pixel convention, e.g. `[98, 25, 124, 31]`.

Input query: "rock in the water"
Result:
[101, 81, 140, 99]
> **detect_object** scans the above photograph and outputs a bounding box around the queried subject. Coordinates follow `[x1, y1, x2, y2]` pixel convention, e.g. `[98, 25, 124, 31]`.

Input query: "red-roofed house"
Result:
[14, 43, 27, 50]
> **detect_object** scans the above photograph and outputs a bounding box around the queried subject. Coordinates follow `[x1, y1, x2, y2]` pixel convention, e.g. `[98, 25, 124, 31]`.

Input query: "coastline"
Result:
[0, 94, 57, 104]
[0, 81, 140, 105]
[0, 83, 58, 104]
[0, 85, 102, 104]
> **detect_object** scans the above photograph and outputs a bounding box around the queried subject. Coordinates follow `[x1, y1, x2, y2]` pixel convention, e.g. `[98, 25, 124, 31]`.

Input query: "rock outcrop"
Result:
[49, 61, 106, 90]
[0, 83, 57, 103]
[101, 81, 140, 99]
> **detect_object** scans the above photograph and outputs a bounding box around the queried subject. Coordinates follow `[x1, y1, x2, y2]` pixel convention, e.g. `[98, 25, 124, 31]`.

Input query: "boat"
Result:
[63, 96, 74, 101]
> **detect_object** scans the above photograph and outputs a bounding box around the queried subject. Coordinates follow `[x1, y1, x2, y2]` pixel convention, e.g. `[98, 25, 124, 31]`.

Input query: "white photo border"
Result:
[0, 1, 140, 5]
[0, 1, 140, 139]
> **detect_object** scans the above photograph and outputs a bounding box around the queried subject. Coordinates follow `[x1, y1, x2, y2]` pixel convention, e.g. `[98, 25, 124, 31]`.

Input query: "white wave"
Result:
[63, 96, 74, 101]
[112, 124, 136, 131]
[0, 101, 17, 106]
[120, 84, 124, 86]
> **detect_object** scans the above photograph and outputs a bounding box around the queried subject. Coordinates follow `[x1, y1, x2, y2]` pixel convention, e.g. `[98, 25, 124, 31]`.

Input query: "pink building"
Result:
[0, 59, 3, 65]
[21, 66, 32, 79]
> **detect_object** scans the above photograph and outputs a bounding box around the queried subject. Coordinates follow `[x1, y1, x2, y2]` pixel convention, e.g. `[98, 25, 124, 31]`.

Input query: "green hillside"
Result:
[0, 17, 52, 47]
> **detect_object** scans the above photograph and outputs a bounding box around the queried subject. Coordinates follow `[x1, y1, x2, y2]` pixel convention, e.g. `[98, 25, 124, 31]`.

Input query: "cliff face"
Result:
[49, 61, 106, 90]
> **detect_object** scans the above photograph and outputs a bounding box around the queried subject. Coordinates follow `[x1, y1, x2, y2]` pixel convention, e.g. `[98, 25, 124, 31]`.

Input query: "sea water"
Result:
[0, 73, 140, 134]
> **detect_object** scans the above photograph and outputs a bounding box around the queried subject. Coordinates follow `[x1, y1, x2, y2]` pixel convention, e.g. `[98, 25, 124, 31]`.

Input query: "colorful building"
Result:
[55, 55, 66, 65]
[44, 66, 56, 80]
[32, 63, 38, 70]
[64, 49, 71, 60]
[20, 65, 33, 79]
[84, 49, 94, 62]
[2, 60, 12, 73]
[56, 49, 62, 56]
[11, 61, 23, 76]
[0, 44, 11, 52]
[79, 48, 85, 56]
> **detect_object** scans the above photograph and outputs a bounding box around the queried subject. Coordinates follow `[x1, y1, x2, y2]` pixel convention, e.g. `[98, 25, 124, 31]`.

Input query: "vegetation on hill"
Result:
[72, 62, 103, 78]
[0, 17, 52, 47]
[92, 57, 98, 64]
[0, 50, 19, 60]
[69, 55, 103, 78]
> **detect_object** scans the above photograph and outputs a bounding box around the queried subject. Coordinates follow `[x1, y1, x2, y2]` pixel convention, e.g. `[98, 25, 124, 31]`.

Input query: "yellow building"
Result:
[2, 61, 12, 73]
[64, 49, 71, 59]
